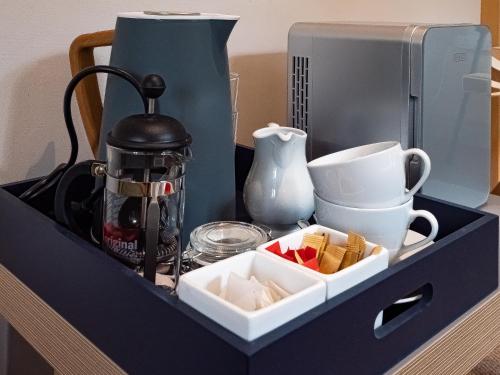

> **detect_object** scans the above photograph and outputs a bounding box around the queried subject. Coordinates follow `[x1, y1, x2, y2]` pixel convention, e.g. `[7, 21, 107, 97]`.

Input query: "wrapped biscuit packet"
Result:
[347, 231, 367, 261]
[370, 245, 383, 256]
[319, 245, 346, 274]
[339, 251, 359, 270]
[302, 233, 328, 259]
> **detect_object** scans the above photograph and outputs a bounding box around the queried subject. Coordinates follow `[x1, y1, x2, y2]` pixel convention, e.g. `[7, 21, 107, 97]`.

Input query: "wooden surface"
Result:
[0, 264, 125, 375]
[391, 292, 500, 374]
[68, 30, 114, 156]
[482, 0, 500, 193]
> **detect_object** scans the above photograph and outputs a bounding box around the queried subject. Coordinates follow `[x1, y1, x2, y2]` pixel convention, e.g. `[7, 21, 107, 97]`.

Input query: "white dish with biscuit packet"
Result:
[256, 225, 389, 301]
[177, 251, 325, 341]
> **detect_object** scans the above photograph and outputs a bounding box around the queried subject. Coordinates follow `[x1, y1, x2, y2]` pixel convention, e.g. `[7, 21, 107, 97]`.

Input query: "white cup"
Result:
[307, 141, 431, 208]
[314, 193, 438, 262]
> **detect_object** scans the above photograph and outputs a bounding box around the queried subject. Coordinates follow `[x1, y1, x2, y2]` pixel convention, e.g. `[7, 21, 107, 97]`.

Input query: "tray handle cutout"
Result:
[374, 283, 433, 339]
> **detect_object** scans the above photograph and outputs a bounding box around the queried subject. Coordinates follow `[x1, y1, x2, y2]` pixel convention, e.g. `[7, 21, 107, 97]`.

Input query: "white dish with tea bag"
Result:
[177, 251, 325, 341]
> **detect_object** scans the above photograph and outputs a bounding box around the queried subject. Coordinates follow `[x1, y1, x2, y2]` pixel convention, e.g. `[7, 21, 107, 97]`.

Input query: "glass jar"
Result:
[185, 221, 269, 267]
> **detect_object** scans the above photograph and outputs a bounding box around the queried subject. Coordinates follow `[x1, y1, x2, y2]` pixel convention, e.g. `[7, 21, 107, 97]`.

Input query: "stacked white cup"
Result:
[307, 141, 438, 263]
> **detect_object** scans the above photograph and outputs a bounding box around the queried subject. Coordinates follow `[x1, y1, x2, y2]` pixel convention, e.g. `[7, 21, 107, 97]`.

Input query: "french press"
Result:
[93, 74, 192, 285]
[34, 65, 192, 287]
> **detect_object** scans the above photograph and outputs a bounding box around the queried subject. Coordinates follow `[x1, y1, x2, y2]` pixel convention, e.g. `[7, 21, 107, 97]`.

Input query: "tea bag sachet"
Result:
[263, 279, 291, 300]
[222, 272, 258, 311]
[249, 276, 275, 309]
[219, 272, 290, 311]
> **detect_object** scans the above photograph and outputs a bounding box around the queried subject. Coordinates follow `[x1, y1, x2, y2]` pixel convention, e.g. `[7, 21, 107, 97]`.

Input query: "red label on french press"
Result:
[103, 223, 141, 252]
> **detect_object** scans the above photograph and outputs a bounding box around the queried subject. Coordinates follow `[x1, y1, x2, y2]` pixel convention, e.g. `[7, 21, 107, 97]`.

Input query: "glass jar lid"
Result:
[189, 221, 269, 258]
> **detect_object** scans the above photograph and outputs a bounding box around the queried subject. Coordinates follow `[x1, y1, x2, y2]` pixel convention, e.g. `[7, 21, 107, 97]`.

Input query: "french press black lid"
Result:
[107, 74, 192, 151]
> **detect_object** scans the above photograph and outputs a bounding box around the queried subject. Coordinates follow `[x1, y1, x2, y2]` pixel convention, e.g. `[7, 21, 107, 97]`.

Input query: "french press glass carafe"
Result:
[93, 74, 192, 285]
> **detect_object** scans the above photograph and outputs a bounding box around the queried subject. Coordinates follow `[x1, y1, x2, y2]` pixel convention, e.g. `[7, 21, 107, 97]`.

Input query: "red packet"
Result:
[294, 248, 305, 264]
[297, 246, 317, 262]
[303, 257, 320, 271]
[266, 241, 282, 255]
[266, 242, 297, 263]
[283, 248, 297, 263]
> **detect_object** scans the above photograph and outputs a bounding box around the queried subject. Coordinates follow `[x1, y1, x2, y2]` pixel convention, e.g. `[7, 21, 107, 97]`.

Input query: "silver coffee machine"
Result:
[288, 23, 491, 207]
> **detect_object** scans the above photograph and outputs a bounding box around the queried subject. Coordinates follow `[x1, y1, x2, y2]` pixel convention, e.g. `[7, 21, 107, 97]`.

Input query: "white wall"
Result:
[0, 0, 480, 183]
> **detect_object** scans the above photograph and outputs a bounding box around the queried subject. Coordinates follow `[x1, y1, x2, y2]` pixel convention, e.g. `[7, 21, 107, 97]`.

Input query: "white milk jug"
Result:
[243, 123, 314, 226]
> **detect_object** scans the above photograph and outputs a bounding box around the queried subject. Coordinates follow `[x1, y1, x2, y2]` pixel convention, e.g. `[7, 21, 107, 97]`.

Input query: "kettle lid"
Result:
[118, 11, 239, 20]
[106, 74, 192, 151]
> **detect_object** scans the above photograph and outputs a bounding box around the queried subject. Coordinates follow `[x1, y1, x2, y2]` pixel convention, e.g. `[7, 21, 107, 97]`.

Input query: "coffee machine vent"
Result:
[291, 56, 310, 132]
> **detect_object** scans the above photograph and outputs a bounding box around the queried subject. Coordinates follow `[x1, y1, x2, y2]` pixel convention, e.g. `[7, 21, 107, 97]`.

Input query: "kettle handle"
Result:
[69, 30, 114, 155]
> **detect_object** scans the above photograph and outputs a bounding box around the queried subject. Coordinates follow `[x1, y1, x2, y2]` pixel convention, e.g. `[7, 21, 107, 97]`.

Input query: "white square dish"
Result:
[177, 251, 326, 341]
[256, 225, 389, 300]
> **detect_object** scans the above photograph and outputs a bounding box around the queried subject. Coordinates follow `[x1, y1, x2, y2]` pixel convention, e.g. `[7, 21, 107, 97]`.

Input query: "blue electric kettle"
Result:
[100, 11, 239, 246]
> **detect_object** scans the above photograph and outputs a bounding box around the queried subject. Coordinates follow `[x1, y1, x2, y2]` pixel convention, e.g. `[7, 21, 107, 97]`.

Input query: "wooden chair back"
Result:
[68, 30, 114, 156]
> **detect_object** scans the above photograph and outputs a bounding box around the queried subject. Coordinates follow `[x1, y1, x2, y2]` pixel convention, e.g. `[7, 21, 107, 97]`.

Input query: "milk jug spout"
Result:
[259, 123, 306, 168]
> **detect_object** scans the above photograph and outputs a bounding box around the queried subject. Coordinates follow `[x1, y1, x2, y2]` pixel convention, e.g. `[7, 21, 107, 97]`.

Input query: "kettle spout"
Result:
[211, 18, 239, 48]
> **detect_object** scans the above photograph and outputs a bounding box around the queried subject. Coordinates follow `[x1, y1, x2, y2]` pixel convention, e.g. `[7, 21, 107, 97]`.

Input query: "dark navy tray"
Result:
[0, 146, 498, 375]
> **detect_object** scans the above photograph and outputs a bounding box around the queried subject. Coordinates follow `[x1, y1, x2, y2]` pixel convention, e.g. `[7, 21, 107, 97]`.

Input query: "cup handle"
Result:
[403, 148, 431, 201]
[398, 209, 439, 257]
